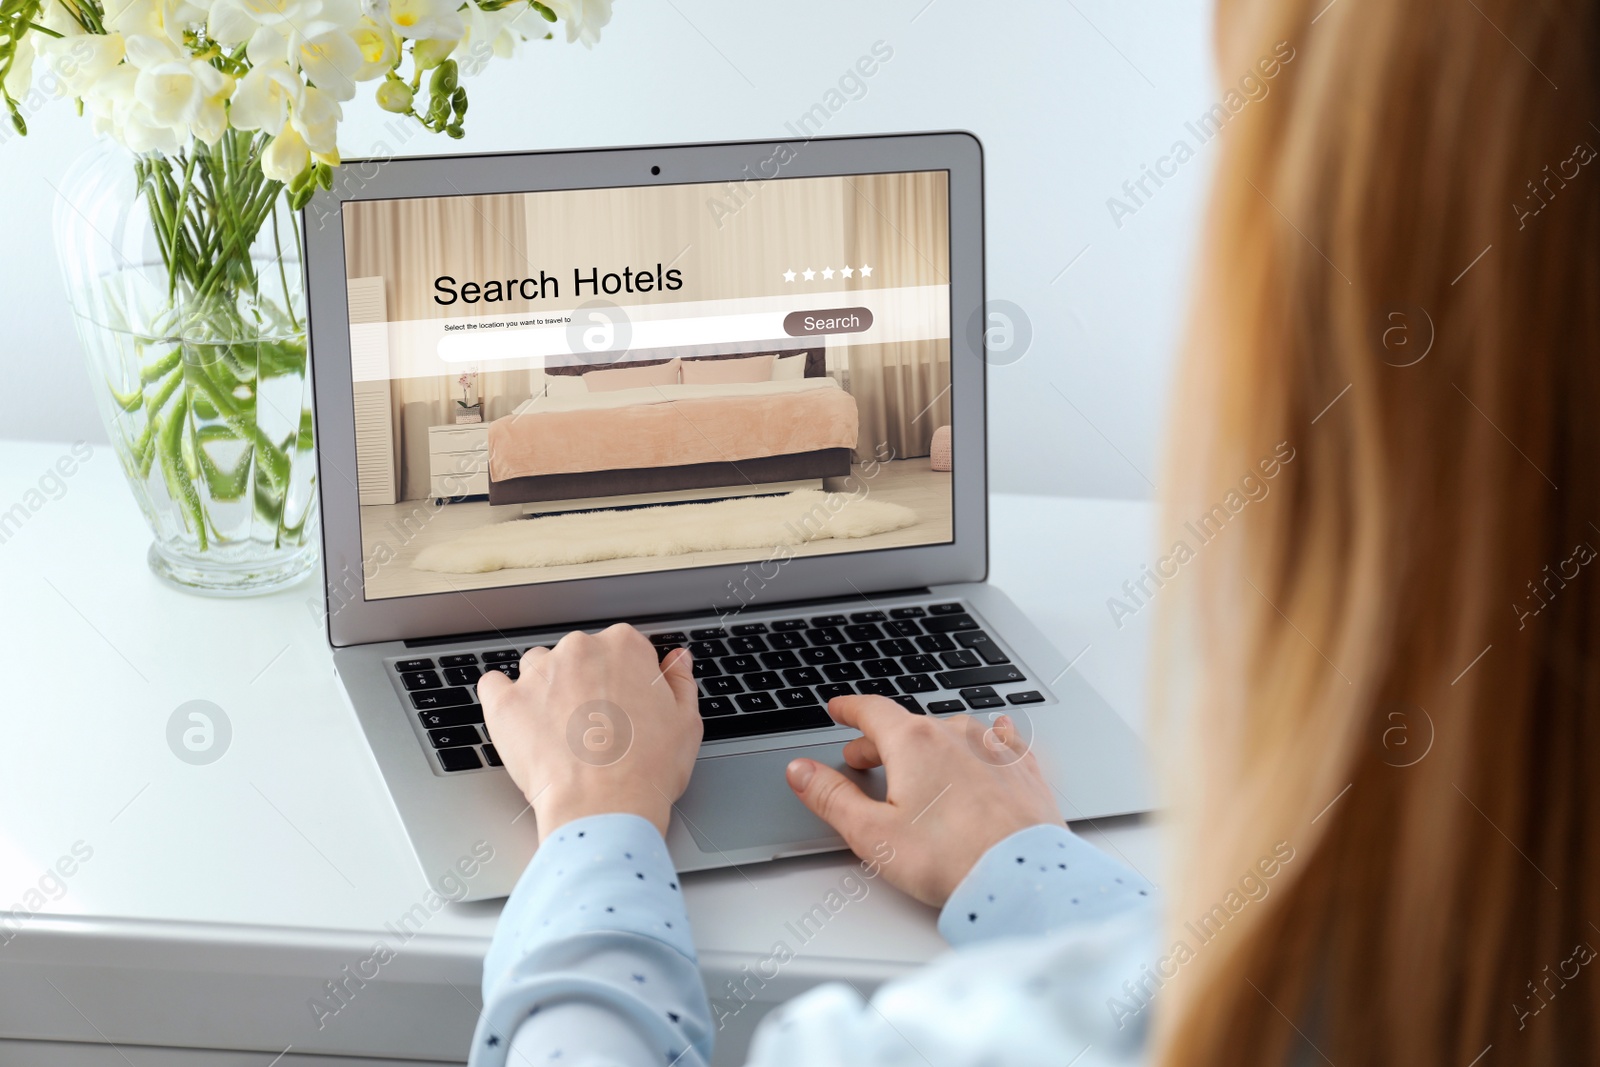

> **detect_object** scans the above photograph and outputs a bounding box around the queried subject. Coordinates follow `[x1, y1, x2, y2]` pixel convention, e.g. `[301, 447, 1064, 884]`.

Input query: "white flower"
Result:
[544, 0, 612, 48]
[288, 27, 365, 99]
[291, 83, 341, 157]
[134, 55, 234, 143]
[2, 31, 36, 99]
[349, 17, 399, 80]
[103, 0, 200, 48]
[456, 1, 536, 75]
[228, 59, 304, 133]
[208, 0, 362, 47]
[385, 0, 464, 42]
[37, 33, 127, 99]
[86, 66, 185, 154]
[261, 121, 310, 181]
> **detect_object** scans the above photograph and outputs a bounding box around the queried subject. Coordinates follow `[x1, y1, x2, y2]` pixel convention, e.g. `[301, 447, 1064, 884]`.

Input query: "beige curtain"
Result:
[344, 194, 538, 497]
[838, 173, 953, 458]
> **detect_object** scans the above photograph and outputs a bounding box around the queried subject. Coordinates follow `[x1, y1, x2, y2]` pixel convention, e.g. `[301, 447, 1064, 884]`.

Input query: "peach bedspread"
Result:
[487, 385, 860, 481]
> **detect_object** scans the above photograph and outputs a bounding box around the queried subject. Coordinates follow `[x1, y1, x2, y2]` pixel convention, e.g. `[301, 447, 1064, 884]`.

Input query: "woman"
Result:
[470, 0, 1600, 1061]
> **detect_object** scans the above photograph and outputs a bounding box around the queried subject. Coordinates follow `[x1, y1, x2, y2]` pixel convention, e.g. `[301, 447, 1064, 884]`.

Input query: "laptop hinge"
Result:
[401, 586, 936, 649]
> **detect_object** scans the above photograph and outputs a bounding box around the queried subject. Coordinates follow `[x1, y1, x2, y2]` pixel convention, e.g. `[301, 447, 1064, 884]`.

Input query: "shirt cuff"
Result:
[481, 812, 696, 996]
[936, 822, 1156, 947]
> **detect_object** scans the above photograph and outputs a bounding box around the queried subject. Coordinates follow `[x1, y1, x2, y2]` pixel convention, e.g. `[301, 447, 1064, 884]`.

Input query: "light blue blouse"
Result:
[473, 814, 1158, 1067]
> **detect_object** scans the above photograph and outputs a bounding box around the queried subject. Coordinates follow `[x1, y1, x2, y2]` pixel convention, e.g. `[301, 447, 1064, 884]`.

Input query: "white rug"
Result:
[412, 489, 919, 574]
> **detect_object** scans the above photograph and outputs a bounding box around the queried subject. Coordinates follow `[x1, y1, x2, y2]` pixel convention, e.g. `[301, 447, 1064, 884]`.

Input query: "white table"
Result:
[0, 439, 1162, 1066]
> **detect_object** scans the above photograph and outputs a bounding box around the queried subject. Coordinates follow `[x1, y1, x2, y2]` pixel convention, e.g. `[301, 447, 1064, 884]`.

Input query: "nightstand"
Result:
[428, 423, 489, 501]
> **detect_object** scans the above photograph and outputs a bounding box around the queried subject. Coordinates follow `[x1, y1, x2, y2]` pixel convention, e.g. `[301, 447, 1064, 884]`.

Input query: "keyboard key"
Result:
[856, 679, 898, 697]
[704, 676, 744, 696]
[401, 670, 442, 691]
[850, 610, 887, 623]
[1008, 690, 1046, 705]
[729, 635, 768, 654]
[772, 619, 809, 631]
[928, 699, 966, 713]
[734, 691, 780, 713]
[810, 614, 847, 627]
[816, 683, 855, 701]
[903, 654, 940, 674]
[769, 632, 809, 651]
[898, 674, 937, 694]
[691, 628, 729, 640]
[699, 696, 737, 717]
[649, 632, 688, 645]
[965, 694, 1005, 709]
[411, 688, 474, 710]
[482, 649, 520, 663]
[689, 639, 729, 658]
[395, 658, 434, 672]
[429, 726, 480, 749]
[877, 638, 916, 658]
[418, 706, 484, 729]
[692, 658, 721, 679]
[760, 650, 801, 670]
[936, 665, 1027, 688]
[439, 654, 477, 667]
[483, 662, 520, 682]
[807, 627, 846, 646]
[823, 662, 865, 682]
[839, 643, 877, 661]
[923, 614, 980, 634]
[890, 606, 927, 618]
[800, 646, 840, 665]
[443, 665, 482, 687]
[940, 649, 982, 669]
[703, 705, 833, 741]
[863, 658, 903, 678]
[721, 654, 759, 674]
[743, 671, 784, 691]
[730, 622, 769, 635]
[482, 744, 503, 767]
[655, 643, 684, 661]
[783, 666, 824, 687]
[890, 695, 925, 714]
[845, 623, 885, 642]
[777, 687, 819, 708]
[884, 619, 922, 638]
[928, 602, 965, 615]
[955, 629, 1012, 664]
[915, 633, 957, 653]
[437, 746, 483, 772]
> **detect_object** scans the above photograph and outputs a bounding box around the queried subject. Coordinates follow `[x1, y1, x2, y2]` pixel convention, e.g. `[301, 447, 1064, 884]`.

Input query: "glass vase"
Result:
[53, 134, 318, 596]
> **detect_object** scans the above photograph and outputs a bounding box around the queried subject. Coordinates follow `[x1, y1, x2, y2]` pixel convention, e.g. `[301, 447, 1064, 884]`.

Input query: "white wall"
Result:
[0, 0, 1216, 500]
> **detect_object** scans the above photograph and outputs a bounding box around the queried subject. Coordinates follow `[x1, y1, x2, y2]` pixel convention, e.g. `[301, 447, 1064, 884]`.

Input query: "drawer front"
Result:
[428, 426, 488, 455]
[430, 452, 489, 477]
[431, 471, 489, 498]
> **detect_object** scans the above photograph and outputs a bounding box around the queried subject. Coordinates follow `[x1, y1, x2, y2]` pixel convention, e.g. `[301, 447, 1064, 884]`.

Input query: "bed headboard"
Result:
[544, 348, 827, 379]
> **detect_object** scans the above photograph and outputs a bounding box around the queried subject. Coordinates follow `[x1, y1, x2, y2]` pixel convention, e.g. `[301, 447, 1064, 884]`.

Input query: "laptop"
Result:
[302, 132, 1152, 902]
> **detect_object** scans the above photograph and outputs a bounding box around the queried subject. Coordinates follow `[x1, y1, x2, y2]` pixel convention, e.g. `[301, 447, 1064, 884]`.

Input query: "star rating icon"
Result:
[841, 265, 854, 278]
[801, 268, 816, 281]
[783, 269, 796, 282]
[821, 266, 835, 280]
[859, 264, 873, 277]
[783, 264, 872, 282]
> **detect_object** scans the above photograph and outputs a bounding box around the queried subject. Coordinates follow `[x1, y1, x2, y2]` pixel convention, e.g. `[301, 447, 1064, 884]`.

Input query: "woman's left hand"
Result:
[477, 624, 703, 840]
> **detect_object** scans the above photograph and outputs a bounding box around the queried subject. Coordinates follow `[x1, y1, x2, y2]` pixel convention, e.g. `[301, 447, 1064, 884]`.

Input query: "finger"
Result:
[476, 667, 513, 710]
[825, 694, 916, 741]
[786, 758, 885, 850]
[660, 647, 699, 711]
[840, 733, 883, 771]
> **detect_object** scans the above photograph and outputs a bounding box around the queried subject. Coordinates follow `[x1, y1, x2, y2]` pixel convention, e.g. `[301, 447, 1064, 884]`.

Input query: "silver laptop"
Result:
[302, 132, 1152, 902]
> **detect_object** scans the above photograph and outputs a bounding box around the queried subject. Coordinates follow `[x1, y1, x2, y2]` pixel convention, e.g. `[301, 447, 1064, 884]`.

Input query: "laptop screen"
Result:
[340, 169, 955, 601]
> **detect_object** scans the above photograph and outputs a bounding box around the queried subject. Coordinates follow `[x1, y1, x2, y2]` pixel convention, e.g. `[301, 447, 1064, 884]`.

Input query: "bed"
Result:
[485, 350, 859, 506]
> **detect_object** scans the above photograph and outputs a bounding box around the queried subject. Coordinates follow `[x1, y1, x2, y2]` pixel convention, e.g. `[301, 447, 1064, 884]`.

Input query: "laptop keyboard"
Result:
[389, 600, 1047, 774]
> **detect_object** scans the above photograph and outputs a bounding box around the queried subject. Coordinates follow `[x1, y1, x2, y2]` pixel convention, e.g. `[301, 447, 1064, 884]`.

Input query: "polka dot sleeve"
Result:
[936, 823, 1156, 948]
[472, 813, 711, 1067]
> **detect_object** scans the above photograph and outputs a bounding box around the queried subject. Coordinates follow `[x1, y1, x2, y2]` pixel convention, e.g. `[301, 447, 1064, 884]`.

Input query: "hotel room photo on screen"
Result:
[342, 170, 955, 599]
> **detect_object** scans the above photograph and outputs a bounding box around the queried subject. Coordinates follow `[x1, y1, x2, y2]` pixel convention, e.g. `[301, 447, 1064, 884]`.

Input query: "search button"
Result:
[783, 307, 873, 337]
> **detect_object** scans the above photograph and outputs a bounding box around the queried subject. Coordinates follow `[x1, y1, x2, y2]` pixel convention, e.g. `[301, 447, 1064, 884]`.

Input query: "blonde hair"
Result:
[1153, 0, 1600, 1063]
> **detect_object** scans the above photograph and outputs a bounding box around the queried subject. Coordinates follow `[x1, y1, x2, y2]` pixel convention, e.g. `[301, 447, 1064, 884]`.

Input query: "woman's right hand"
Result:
[785, 696, 1064, 908]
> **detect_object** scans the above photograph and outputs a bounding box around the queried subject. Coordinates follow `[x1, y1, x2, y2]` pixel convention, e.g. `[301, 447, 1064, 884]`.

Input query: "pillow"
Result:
[772, 353, 807, 381]
[582, 357, 681, 392]
[544, 373, 588, 398]
[681, 354, 775, 385]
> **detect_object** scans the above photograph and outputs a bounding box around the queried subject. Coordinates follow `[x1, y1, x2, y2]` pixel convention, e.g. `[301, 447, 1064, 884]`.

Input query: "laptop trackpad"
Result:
[677, 741, 887, 855]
